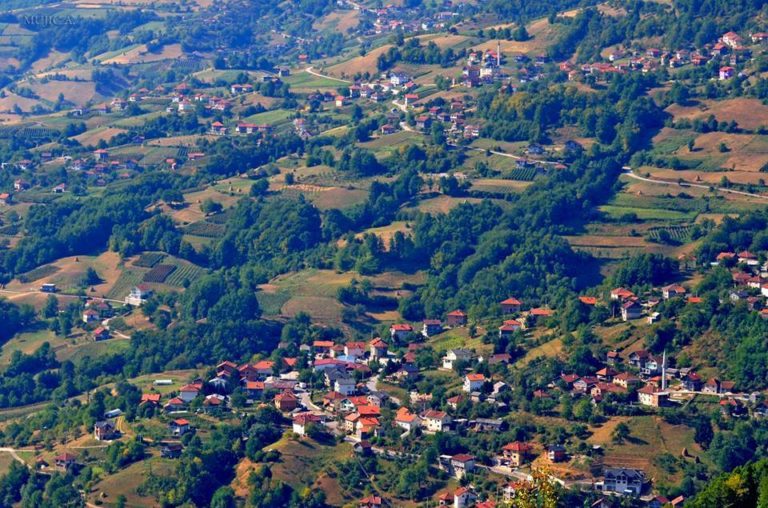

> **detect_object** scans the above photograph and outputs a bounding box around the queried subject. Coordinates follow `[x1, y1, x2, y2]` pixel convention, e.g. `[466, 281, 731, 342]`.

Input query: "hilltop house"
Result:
[293, 413, 323, 436]
[92, 327, 111, 341]
[275, 390, 299, 412]
[442, 348, 473, 370]
[169, 418, 191, 436]
[499, 441, 533, 467]
[94, 421, 118, 441]
[602, 467, 645, 495]
[421, 319, 443, 337]
[446, 310, 467, 327]
[395, 407, 420, 431]
[390, 323, 413, 341]
[500, 298, 523, 314]
[126, 284, 153, 306]
[369, 338, 388, 361]
[463, 373, 485, 393]
[662, 284, 686, 299]
[638, 385, 668, 408]
[422, 409, 451, 433]
[621, 300, 643, 321]
[499, 319, 522, 337]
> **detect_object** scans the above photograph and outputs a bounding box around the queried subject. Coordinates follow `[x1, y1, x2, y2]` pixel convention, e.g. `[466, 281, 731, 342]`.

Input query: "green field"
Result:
[284, 71, 348, 89]
[599, 205, 696, 221]
[244, 108, 294, 125]
[106, 268, 146, 300]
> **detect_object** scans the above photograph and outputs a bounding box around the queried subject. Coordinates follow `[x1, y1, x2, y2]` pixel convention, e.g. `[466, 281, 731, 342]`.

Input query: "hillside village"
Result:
[4, 0, 768, 507]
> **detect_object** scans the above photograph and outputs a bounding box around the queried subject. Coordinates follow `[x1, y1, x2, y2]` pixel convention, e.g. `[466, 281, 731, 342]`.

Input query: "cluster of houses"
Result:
[461, 46, 505, 87]
[1, 151, 144, 203]
[412, 97, 480, 141]
[561, 30, 768, 83]
[346, 1, 459, 37]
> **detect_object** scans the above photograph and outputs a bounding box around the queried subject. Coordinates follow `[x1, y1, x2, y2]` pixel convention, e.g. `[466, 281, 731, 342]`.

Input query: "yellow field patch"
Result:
[100, 43, 183, 65]
[472, 18, 560, 56]
[73, 126, 128, 147]
[667, 98, 768, 131]
[28, 80, 99, 108]
[0, 93, 42, 114]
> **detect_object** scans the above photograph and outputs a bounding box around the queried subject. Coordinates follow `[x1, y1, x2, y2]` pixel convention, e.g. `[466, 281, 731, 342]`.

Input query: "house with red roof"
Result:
[395, 407, 420, 431]
[54, 452, 77, 470]
[719, 66, 736, 80]
[610, 287, 635, 301]
[500, 297, 522, 314]
[274, 390, 299, 412]
[499, 441, 533, 467]
[448, 454, 476, 479]
[169, 418, 191, 435]
[92, 326, 111, 341]
[499, 319, 522, 337]
[446, 310, 467, 327]
[164, 397, 186, 412]
[422, 409, 452, 433]
[178, 382, 202, 403]
[621, 300, 643, 321]
[662, 284, 687, 299]
[638, 385, 668, 407]
[723, 31, 744, 49]
[390, 323, 413, 341]
[369, 338, 388, 361]
[140, 393, 161, 406]
[358, 495, 383, 508]
[293, 413, 323, 436]
[210, 121, 227, 135]
[312, 340, 335, 356]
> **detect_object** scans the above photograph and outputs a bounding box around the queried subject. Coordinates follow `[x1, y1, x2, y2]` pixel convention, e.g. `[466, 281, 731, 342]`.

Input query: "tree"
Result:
[509, 468, 560, 507]
[42, 295, 58, 319]
[249, 179, 269, 197]
[513, 25, 530, 42]
[201, 199, 223, 214]
[210, 487, 236, 508]
[573, 398, 593, 422]
[83, 267, 101, 286]
[611, 422, 630, 443]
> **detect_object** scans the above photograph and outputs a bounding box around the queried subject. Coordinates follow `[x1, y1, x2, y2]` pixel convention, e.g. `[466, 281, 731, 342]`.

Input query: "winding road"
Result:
[0, 447, 33, 467]
[305, 66, 351, 84]
[623, 169, 768, 201]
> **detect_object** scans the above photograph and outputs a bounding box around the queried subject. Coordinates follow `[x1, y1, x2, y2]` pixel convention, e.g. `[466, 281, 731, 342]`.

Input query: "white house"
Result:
[422, 409, 452, 433]
[463, 373, 485, 393]
[395, 407, 420, 431]
[334, 377, 356, 396]
[293, 413, 322, 436]
[442, 348, 473, 370]
[126, 284, 153, 306]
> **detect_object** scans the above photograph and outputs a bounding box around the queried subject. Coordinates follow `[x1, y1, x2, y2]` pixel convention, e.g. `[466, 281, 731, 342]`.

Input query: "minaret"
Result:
[497, 40, 501, 67]
[661, 350, 667, 391]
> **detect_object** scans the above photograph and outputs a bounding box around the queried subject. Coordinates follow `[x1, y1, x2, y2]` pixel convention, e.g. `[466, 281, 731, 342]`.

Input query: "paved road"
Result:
[366, 374, 402, 406]
[0, 288, 125, 305]
[299, 390, 330, 415]
[624, 169, 768, 201]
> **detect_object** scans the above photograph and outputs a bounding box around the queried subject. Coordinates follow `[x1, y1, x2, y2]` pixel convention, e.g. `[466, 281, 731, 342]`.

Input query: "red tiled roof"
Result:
[503, 441, 532, 452]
